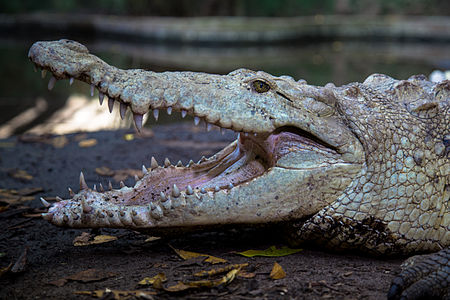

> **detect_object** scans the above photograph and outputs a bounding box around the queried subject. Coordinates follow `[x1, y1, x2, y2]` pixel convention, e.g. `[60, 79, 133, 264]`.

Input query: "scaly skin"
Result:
[29, 40, 449, 298]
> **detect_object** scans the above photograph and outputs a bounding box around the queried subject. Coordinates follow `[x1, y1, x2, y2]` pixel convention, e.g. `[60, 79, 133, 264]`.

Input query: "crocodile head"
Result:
[29, 39, 366, 231]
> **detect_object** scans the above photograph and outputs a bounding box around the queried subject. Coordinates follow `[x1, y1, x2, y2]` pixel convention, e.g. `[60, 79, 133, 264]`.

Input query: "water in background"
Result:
[1, 38, 449, 136]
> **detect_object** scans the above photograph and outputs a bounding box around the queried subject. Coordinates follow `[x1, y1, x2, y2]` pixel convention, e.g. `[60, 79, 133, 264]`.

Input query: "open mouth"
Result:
[118, 125, 338, 206]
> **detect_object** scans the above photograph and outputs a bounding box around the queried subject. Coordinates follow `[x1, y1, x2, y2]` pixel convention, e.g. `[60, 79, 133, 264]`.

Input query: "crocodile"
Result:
[29, 40, 449, 299]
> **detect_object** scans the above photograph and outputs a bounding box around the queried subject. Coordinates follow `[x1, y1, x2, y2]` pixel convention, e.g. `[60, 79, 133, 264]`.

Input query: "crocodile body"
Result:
[29, 40, 449, 298]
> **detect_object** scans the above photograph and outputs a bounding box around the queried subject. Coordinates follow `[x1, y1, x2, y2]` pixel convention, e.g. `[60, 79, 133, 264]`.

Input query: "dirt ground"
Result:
[0, 123, 403, 299]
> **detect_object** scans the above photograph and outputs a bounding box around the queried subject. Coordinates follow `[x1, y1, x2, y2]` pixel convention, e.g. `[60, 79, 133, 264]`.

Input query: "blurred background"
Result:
[0, 0, 449, 137]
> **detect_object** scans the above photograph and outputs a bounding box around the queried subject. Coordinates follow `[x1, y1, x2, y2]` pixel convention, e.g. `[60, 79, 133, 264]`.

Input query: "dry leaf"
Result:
[170, 246, 227, 264]
[51, 269, 117, 287]
[78, 138, 98, 148]
[138, 272, 167, 286]
[95, 166, 115, 176]
[194, 263, 248, 277]
[236, 245, 302, 257]
[270, 262, 286, 280]
[144, 236, 161, 243]
[8, 169, 33, 181]
[237, 269, 256, 278]
[74, 289, 156, 299]
[51, 136, 68, 148]
[123, 133, 134, 141]
[73, 232, 117, 246]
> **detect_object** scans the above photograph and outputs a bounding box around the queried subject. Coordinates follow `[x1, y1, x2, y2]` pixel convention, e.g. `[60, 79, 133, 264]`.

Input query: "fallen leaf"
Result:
[194, 263, 248, 277]
[95, 166, 115, 176]
[170, 245, 227, 264]
[123, 133, 134, 141]
[10, 247, 28, 273]
[165, 267, 241, 292]
[75, 289, 156, 299]
[73, 232, 117, 246]
[50, 269, 117, 287]
[144, 236, 161, 243]
[78, 138, 98, 148]
[237, 269, 256, 278]
[270, 262, 286, 280]
[0, 189, 34, 205]
[236, 245, 302, 257]
[8, 169, 33, 181]
[51, 136, 68, 148]
[138, 272, 167, 286]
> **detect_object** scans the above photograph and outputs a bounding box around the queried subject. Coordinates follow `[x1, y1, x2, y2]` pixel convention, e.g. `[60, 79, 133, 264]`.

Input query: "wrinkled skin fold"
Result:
[29, 40, 449, 299]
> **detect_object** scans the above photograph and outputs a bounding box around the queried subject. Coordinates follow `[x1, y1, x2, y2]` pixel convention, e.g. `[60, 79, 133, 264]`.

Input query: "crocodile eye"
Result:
[252, 80, 270, 93]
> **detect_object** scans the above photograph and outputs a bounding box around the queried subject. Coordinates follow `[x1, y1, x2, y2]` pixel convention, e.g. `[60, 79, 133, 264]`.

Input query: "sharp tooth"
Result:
[228, 183, 234, 189]
[134, 175, 139, 182]
[200, 188, 207, 194]
[214, 186, 220, 192]
[42, 212, 54, 221]
[150, 205, 163, 219]
[164, 158, 171, 167]
[79, 172, 88, 190]
[153, 109, 159, 121]
[142, 165, 148, 174]
[48, 76, 57, 90]
[161, 199, 172, 210]
[40, 197, 50, 208]
[198, 156, 206, 164]
[41, 69, 47, 78]
[194, 116, 200, 126]
[186, 185, 193, 195]
[90, 84, 95, 97]
[99, 92, 105, 105]
[159, 191, 167, 202]
[151, 156, 158, 169]
[68, 187, 75, 197]
[69, 77, 74, 85]
[172, 184, 180, 198]
[56, 196, 63, 202]
[108, 181, 113, 190]
[187, 160, 194, 167]
[120, 181, 125, 188]
[120, 103, 127, 119]
[108, 98, 115, 113]
[206, 123, 212, 132]
[181, 110, 187, 118]
[133, 113, 143, 131]
[93, 184, 97, 191]
[81, 198, 92, 213]
[167, 106, 172, 115]
[176, 160, 183, 167]
[150, 202, 156, 210]
[99, 183, 104, 192]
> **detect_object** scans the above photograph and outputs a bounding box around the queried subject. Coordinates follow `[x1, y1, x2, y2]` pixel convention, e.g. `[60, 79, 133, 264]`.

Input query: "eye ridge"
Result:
[252, 80, 270, 93]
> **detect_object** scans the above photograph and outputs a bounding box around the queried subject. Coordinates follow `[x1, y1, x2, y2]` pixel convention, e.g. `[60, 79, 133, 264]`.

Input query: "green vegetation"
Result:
[0, 0, 448, 16]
